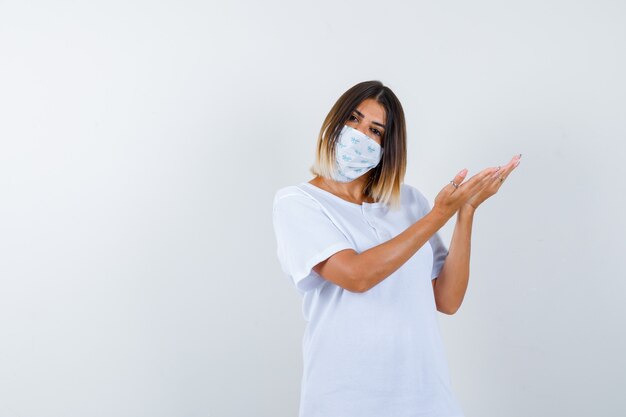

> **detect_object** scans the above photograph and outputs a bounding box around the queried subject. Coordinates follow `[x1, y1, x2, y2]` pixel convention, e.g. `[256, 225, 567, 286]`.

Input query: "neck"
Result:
[322, 174, 373, 203]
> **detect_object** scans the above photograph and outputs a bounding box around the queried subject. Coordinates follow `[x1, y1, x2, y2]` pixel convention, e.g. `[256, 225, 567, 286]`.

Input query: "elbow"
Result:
[348, 276, 369, 294]
[343, 281, 366, 293]
[435, 298, 461, 315]
[433, 285, 463, 315]
[347, 264, 371, 293]
[437, 304, 460, 315]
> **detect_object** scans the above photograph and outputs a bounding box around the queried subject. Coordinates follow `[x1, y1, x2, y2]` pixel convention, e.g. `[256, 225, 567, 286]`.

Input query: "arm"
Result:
[314, 209, 449, 293]
[431, 205, 475, 315]
[432, 153, 522, 313]
[313, 167, 499, 293]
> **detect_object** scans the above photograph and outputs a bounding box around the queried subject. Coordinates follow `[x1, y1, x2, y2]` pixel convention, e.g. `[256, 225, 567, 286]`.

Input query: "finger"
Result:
[448, 168, 468, 191]
[490, 155, 518, 176]
[494, 154, 522, 184]
[476, 168, 504, 193]
[472, 155, 521, 194]
[503, 154, 521, 170]
[459, 166, 499, 194]
[464, 168, 499, 195]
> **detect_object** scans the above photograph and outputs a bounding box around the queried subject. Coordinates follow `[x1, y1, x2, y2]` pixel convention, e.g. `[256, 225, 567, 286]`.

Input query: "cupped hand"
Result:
[432, 165, 500, 220]
[464, 154, 521, 210]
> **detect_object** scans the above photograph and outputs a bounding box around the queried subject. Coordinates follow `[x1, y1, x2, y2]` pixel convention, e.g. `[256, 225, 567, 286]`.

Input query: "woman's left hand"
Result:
[463, 154, 522, 211]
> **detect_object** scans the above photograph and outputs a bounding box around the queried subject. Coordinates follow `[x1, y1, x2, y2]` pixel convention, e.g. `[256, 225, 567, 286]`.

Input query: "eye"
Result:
[348, 114, 358, 122]
[371, 128, 382, 137]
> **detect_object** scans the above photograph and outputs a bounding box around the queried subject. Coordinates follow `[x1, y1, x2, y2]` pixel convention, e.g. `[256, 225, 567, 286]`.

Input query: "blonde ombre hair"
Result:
[309, 80, 407, 210]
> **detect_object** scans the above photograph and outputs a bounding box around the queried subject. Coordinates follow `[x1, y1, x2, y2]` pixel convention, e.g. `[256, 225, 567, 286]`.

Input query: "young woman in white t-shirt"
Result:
[272, 80, 521, 417]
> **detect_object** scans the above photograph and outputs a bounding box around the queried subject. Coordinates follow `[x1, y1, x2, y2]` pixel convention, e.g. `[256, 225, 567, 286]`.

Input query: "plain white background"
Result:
[1, 1, 625, 416]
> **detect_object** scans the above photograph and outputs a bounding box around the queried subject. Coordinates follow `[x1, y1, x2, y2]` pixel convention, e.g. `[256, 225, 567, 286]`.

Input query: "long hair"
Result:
[310, 80, 407, 210]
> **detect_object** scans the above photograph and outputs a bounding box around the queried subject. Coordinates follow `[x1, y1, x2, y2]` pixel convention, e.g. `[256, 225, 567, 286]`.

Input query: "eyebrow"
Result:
[353, 109, 385, 129]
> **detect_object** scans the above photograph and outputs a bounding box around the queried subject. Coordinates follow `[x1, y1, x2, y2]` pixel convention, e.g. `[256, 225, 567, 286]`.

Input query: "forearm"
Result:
[433, 206, 475, 313]
[355, 210, 450, 292]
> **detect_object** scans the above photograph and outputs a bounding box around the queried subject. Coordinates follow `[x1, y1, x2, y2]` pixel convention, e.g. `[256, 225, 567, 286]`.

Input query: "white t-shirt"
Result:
[272, 181, 465, 417]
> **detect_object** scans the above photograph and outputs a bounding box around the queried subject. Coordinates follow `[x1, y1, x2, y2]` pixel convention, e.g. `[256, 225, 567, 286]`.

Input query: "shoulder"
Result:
[400, 183, 428, 204]
[400, 183, 432, 215]
[273, 184, 321, 213]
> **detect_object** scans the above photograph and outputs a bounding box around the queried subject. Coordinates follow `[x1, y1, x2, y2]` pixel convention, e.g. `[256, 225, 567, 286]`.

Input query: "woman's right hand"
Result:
[432, 166, 500, 220]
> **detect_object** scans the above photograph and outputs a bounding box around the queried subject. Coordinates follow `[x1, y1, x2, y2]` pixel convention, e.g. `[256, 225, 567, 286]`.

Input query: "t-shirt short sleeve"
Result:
[272, 189, 356, 293]
[408, 185, 449, 280]
[428, 229, 448, 279]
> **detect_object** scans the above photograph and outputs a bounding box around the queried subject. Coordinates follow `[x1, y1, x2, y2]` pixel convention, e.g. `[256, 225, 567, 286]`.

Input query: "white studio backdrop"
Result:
[1, 1, 625, 416]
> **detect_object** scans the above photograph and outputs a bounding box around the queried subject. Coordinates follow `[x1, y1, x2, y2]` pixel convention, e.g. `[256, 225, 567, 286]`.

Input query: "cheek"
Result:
[345, 120, 358, 129]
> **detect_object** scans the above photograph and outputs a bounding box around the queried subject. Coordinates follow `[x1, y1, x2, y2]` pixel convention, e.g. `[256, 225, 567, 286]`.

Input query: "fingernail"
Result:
[458, 168, 468, 176]
[515, 160, 521, 167]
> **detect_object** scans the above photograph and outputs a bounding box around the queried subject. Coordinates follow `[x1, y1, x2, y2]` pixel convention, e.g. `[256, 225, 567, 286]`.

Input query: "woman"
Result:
[272, 80, 520, 417]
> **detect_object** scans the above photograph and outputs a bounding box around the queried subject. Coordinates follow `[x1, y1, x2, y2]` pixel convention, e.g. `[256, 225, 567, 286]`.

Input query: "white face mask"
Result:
[331, 125, 383, 183]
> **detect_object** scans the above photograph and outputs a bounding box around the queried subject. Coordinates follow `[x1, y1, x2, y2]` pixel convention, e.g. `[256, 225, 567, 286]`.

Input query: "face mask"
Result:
[331, 125, 383, 183]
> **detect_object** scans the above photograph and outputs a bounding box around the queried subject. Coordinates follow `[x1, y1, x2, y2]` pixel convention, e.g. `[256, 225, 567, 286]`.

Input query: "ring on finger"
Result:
[450, 180, 459, 189]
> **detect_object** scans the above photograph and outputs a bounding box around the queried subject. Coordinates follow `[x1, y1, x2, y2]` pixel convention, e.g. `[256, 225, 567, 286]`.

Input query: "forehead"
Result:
[355, 98, 386, 123]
